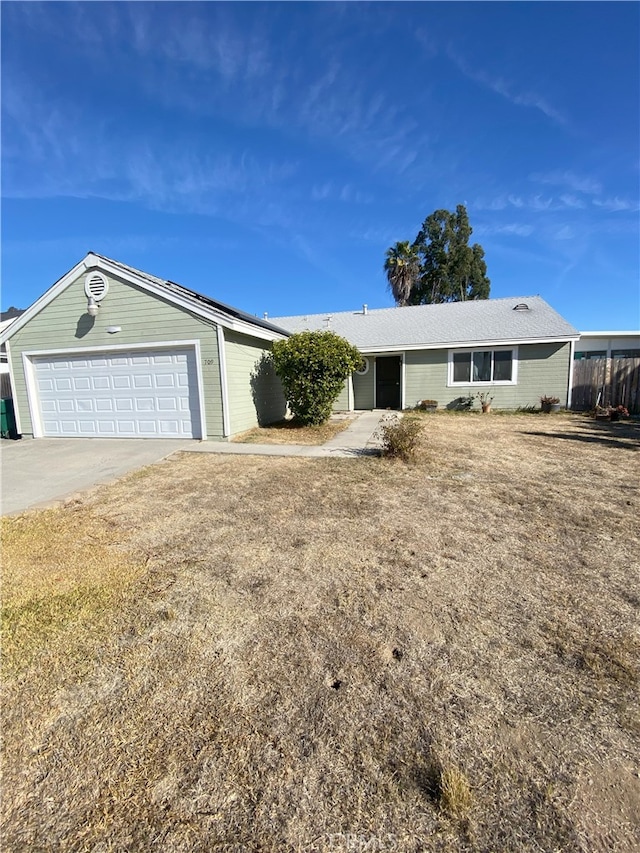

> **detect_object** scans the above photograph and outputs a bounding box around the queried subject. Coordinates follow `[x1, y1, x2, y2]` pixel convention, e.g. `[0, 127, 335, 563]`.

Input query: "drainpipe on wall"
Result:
[567, 339, 575, 409]
[216, 324, 231, 438]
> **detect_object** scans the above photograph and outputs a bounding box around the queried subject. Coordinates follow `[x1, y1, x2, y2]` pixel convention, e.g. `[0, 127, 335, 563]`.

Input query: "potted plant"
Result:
[416, 399, 438, 412]
[540, 395, 561, 413]
[596, 404, 629, 422]
[476, 391, 494, 413]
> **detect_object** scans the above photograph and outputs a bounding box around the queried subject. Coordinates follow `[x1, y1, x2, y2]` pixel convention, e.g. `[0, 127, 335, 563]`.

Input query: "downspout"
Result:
[567, 339, 575, 409]
[216, 324, 231, 438]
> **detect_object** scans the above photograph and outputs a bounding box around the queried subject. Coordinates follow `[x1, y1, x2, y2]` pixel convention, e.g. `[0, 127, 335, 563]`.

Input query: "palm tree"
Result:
[384, 241, 420, 306]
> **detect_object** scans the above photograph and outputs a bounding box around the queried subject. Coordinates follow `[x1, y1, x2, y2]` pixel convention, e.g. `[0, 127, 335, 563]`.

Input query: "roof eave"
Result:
[0, 254, 289, 345]
[357, 335, 580, 354]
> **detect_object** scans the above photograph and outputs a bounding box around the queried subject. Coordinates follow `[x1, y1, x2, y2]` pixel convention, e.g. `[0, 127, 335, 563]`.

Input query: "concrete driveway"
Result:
[1, 438, 192, 515]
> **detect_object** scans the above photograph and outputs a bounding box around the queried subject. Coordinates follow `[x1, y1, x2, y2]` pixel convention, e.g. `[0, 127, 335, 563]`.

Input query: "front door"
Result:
[375, 356, 401, 409]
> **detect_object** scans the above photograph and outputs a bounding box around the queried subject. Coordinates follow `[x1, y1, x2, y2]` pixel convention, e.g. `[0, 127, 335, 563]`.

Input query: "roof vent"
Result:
[263, 312, 268, 319]
[84, 271, 109, 302]
[513, 302, 529, 311]
[363, 304, 368, 315]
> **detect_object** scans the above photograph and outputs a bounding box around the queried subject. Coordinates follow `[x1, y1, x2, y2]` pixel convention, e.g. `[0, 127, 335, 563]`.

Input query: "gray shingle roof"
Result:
[272, 297, 579, 351]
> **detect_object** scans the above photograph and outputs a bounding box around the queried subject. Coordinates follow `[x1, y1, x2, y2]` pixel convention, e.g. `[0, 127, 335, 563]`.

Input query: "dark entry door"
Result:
[376, 356, 401, 409]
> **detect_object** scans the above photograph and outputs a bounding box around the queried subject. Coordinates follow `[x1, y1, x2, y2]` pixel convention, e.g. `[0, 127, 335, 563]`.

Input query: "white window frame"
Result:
[447, 345, 518, 387]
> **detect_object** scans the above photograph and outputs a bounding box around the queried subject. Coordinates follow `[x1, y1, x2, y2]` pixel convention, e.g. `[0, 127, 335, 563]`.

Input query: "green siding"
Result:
[353, 362, 374, 409]
[332, 377, 352, 412]
[403, 343, 572, 409]
[404, 350, 446, 408]
[224, 331, 286, 434]
[9, 270, 226, 439]
[517, 343, 572, 406]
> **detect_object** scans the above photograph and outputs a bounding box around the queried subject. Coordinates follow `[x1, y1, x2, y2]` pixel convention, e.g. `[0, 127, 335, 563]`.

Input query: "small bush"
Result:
[378, 416, 423, 462]
[272, 331, 362, 425]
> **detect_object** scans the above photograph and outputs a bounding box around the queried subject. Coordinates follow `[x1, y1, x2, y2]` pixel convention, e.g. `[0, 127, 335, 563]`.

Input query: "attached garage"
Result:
[2, 253, 288, 441]
[27, 346, 204, 438]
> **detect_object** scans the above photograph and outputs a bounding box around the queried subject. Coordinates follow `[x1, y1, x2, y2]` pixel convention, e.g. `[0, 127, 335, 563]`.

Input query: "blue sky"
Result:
[2, 1, 639, 330]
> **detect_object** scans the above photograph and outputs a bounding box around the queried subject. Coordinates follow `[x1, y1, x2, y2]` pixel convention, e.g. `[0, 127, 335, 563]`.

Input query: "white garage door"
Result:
[34, 348, 202, 438]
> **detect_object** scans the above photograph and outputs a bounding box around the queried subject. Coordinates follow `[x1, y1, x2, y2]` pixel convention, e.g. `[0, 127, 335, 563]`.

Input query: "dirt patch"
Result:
[2, 413, 639, 851]
[232, 413, 353, 444]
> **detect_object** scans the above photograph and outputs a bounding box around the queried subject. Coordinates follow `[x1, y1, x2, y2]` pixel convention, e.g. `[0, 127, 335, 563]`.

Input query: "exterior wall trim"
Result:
[21, 339, 208, 440]
[360, 336, 578, 355]
[4, 341, 22, 434]
[216, 325, 231, 438]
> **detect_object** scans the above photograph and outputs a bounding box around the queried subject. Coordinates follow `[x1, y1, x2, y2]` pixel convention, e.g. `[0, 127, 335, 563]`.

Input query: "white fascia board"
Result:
[358, 335, 579, 354]
[0, 256, 92, 344]
[579, 331, 639, 338]
[92, 256, 285, 342]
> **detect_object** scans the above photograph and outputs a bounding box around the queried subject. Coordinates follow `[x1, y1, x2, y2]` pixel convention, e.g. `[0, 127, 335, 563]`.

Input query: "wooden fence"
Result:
[0, 373, 11, 399]
[571, 357, 640, 414]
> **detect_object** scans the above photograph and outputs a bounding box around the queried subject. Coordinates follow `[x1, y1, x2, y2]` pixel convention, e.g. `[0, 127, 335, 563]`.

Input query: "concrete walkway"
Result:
[183, 410, 395, 458]
[1, 411, 395, 514]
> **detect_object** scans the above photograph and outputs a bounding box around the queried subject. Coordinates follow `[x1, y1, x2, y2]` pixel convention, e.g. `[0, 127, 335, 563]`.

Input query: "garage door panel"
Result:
[133, 375, 153, 389]
[155, 374, 175, 388]
[34, 348, 201, 439]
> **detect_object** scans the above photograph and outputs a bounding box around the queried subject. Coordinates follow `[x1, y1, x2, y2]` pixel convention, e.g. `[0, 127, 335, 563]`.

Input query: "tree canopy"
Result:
[384, 205, 490, 305]
[272, 331, 362, 426]
[383, 241, 420, 307]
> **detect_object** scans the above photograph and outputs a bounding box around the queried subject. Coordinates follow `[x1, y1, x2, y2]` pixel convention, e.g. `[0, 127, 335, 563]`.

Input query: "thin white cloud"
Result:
[530, 170, 601, 195]
[3, 80, 299, 222]
[311, 182, 372, 204]
[475, 223, 534, 237]
[592, 197, 640, 212]
[559, 194, 586, 209]
[554, 225, 575, 240]
[447, 48, 566, 126]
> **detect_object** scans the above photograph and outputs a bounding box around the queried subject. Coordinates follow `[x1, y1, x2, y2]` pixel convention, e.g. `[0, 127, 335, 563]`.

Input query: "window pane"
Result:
[473, 351, 491, 382]
[493, 350, 513, 381]
[453, 352, 471, 382]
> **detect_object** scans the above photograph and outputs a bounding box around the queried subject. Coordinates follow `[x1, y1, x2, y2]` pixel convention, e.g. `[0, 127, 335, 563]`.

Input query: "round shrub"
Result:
[272, 331, 362, 425]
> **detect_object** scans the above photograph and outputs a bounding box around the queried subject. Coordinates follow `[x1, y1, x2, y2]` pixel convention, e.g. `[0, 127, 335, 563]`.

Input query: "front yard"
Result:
[2, 414, 639, 852]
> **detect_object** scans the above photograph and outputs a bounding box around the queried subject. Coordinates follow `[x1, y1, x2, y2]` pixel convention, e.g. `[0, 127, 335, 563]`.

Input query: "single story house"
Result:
[1, 253, 583, 440]
[272, 298, 580, 412]
[0, 253, 288, 440]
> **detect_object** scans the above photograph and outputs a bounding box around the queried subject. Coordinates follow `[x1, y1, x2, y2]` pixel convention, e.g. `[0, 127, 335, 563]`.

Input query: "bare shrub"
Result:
[378, 415, 423, 462]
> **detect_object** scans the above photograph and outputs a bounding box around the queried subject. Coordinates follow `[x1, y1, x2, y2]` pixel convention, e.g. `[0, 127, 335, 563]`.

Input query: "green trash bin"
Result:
[1, 397, 18, 439]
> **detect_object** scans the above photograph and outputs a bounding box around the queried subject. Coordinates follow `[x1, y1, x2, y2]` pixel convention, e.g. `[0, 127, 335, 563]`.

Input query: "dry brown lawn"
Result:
[2, 413, 639, 852]
[232, 414, 353, 445]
